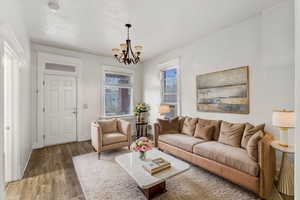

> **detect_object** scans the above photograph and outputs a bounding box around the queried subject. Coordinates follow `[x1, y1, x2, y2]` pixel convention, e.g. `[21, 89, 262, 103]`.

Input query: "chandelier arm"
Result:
[128, 40, 138, 60]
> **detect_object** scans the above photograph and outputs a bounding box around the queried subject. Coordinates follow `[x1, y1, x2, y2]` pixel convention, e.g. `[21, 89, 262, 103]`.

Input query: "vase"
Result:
[139, 112, 148, 122]
[139, 151, 146, 160]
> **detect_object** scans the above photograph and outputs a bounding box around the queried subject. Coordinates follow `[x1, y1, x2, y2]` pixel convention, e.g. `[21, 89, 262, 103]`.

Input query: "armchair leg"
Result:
[128, 145, 131, 150]
[98, 151, 101, 160]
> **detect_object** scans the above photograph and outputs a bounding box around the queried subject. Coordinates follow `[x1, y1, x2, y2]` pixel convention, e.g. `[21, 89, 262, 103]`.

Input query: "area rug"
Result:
[72, 148, 260, 200]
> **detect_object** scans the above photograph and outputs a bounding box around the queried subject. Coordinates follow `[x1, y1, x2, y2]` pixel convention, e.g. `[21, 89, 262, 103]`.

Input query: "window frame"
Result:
[102, 68, 134, 117]
[159, 58, 181, 116]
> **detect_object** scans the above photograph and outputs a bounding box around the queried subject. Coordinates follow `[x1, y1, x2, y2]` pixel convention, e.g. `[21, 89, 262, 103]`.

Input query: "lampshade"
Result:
[272, 110, 295, 128]
[120, 43, 127, 51]
[134, 45, 143, 52]
[159, 104, 171, 114]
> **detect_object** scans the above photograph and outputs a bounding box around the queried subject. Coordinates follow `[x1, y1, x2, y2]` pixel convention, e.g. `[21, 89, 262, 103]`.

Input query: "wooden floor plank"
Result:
[5, 141, 94, 200]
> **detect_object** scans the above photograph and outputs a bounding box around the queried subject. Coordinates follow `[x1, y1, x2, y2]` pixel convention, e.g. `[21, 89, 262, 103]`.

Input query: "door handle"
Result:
[72, 111, 77, 114]
[5, 126, 10, 131]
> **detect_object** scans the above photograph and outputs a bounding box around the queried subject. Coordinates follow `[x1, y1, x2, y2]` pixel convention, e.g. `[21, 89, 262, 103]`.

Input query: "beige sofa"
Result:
[154, 117, 276, 199]
[91, 118, 132, 159]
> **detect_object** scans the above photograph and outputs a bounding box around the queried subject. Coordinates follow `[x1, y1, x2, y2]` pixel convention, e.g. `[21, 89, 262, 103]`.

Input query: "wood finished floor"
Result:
[5, 141, 94, 200]
[5, 141, 294, 200]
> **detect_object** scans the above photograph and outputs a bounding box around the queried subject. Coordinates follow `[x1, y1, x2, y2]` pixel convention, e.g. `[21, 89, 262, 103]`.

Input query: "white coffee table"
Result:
[115, 149, 190, 199]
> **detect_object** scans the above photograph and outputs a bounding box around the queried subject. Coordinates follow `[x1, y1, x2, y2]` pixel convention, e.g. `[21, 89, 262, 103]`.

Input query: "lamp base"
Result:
[278, 143, 289, 147]
[279, 128, 289, 147]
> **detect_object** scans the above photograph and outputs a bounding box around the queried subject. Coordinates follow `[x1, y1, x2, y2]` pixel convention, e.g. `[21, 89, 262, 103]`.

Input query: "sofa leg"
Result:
[128, 145, 131, 150]
[98, 152, 101, 160]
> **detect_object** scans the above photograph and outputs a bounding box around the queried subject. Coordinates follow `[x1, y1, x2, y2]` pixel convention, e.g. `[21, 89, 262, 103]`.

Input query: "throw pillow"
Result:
[198, 118, 222, 140]
[194, 123, 214, 140]
[247, 131, 263, 162]
[218, 121, 245, 147]
[98, 119, 118, 133]
[181, 117, 198, 136]
[241, 123, 265, 149]
[157, 117, 180, 134]
[178, 116, 185, 132]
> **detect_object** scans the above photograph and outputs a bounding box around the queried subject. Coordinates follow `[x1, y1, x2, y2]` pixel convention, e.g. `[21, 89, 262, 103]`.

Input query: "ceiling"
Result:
[21, 0, 285, 61]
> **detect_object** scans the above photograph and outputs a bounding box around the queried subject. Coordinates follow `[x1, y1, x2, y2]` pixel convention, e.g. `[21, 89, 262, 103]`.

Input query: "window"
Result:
[161, 67, 178, 118]
[104, 72, 133, 116]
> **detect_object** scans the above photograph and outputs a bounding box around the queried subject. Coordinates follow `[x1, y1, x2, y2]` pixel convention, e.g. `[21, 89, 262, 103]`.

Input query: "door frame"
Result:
[0, 24, 26, 196]
[36, 53, 82, 148]
[3, 43, 21, 183]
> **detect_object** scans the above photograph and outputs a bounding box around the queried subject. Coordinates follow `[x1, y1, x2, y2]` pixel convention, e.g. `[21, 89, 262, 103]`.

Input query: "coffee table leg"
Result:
[139, 181, 166, 200]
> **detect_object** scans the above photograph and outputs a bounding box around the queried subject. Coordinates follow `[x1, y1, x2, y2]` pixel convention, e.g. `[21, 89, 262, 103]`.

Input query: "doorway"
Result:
[43, 74, 77, 146]
[3, 42, 20, 183]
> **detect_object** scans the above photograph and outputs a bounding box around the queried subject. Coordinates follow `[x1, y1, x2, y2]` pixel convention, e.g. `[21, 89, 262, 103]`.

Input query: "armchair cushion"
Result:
[97, 119, 118, 133]
[103, 132, 127, 146]
[117, 119, 131, 135]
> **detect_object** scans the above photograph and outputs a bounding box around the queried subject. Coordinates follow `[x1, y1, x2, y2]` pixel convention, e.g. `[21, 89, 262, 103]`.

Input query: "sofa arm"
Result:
[258, 131, 276, 199]
[154, 122, 161, 147]
[117, 119, 132, 142]
[91, 122, 103, 150]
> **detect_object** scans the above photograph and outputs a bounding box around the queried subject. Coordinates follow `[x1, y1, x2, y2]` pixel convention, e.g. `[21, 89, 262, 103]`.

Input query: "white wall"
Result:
[295, 0, 299, 198]
[0, 0, 32, 198]
[31, 43, 142, 147]
[142, 0, 294, 141]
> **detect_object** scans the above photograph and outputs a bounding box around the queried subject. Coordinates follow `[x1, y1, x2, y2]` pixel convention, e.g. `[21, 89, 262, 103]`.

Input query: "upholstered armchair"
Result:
[91, 119, 132, 159]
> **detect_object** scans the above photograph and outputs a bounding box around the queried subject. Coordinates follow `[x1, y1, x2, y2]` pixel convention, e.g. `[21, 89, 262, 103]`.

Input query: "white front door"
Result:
[44, 75, 77, 146]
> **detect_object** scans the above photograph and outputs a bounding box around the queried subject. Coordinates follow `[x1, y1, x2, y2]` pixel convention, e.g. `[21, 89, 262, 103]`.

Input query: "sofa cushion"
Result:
[241, 123, 265, 149]
[194, 123, 214, 141]
[193, 142, 259, 176]
[247, 131, 263, 162]
[198, 118, 222, 140]
[103, 132, 127, 146]
[98, 119, 118, 133]
[157, 117, 180, 134]
[159, 134, 205, 152]
[178, 117, 185, 132]
[181, 117, 198, 136]
[218, 121, 245, 147]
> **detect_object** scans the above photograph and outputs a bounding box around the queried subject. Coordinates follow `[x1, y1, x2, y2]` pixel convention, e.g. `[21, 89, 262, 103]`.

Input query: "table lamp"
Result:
[159, 104, 171, 119]
[272, 110, 295, 147]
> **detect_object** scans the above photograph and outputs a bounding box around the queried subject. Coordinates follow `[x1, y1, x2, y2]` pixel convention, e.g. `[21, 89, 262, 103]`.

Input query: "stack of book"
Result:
[143, 157, 171, 175]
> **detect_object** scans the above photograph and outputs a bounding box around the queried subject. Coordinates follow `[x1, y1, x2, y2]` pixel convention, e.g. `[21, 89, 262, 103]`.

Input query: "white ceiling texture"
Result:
[21, 0, 285, 61]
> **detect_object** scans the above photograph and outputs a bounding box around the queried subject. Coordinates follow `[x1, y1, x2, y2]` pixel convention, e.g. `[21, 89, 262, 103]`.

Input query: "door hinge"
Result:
[43, 80, 45, 86]
[43, 107, 45, 112]
[43, 134, 46, 141]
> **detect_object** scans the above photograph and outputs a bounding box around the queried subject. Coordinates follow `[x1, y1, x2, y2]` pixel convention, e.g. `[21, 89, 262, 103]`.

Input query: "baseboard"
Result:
[78, 137, 91, 142]
[22, 149, 32, 178]
[32, 142, 43, 149]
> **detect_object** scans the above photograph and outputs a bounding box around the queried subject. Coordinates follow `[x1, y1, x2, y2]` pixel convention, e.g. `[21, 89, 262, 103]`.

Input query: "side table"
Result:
[271, 140, 294, 197]
[136, 121, 149, 139]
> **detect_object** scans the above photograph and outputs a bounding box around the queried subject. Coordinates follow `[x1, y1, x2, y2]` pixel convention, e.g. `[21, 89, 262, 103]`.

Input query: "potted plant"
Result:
[134, 103, 150, 122]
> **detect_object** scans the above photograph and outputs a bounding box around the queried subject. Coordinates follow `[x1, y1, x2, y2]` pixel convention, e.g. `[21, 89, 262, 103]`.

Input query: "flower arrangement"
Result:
[131, 137, 153, 160]
[134, 103, 150, 115]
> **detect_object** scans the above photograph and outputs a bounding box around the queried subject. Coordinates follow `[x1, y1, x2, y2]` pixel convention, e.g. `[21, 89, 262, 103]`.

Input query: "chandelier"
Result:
[112, 24, 143, 65]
